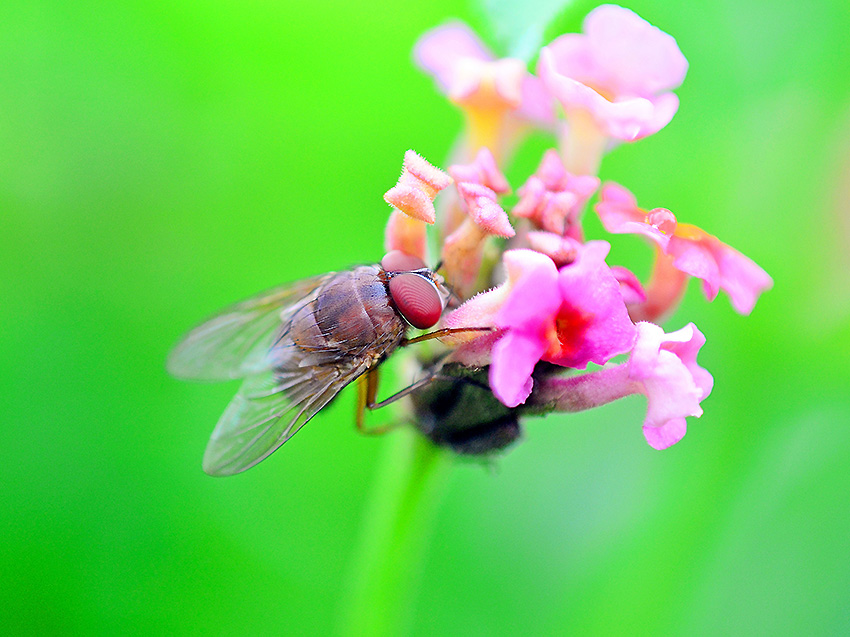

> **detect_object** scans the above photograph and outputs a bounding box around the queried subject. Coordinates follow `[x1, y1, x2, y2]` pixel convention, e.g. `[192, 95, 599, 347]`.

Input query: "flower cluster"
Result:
[384, 5, 771, 451]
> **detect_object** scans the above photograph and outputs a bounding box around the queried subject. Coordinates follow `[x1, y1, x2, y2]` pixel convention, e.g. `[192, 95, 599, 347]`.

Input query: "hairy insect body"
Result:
[288, 266, 406, 361]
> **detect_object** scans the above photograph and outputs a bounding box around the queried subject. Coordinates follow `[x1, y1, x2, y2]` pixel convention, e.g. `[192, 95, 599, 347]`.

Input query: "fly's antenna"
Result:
[442, 280, 464, 309]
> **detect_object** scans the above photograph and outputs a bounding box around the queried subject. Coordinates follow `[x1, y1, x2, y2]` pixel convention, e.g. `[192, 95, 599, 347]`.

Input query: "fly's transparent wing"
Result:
[202, 358, 372, 476]
[167, 274, 331, 381]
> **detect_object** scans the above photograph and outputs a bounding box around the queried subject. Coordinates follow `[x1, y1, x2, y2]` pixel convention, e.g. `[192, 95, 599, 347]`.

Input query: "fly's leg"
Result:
[355, 366, 442, 436]
[401, 326, 492, 347]
[355, 326, 493, 436]
[356, 368, 404, 436]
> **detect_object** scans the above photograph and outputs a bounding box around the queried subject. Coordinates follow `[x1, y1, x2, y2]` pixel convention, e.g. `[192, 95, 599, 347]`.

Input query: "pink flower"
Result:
[630, 322, 713, 449]
[448, 147, 510, 195]
[446, 243, 636, 407]
[449, 148, 513, 237]
[440, 149, 514, 297]
[415, 22, 555, 157]
[455, 183, 515, 238]
[384, 150, 452, 224]
[513, 150, 600, 238]
[596, 182, 773, 314]
[537, 5, 687, 141]
[384, 150, 452, 261]
[527, 321, 713, 450]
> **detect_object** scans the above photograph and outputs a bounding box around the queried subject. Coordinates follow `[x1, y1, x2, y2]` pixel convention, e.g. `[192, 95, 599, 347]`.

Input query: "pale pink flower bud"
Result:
[456, 182, 515, 238]
[448, 147, 510, 194]
[513, 149, 599, 238]
[384, 150, 452, 224]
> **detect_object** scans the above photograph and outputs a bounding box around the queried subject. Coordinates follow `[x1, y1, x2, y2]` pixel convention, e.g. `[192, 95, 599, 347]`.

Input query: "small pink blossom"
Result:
[440, 152, 514, 296]
[415, 21, 555, 156]
[538, 5, 687, 141]
[543, 241, 636, 369]
[455, 183, 514, 238]
[415, 23, 555, 126]
[596, 182, 773, 314]
[630, 321, 713, 449]
[448, 147, 510, 195]
[446, 244, 636, 407]
[415, 23, 516, 103]
[384, 151, 452, 263]
[513, 150, 599, 238]
[528, 321, 712, 449]
[384, 150, 452, 224]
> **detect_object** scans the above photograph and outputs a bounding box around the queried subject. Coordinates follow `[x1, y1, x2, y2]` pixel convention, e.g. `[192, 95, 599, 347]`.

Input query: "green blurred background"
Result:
[2, 0, 849, 634]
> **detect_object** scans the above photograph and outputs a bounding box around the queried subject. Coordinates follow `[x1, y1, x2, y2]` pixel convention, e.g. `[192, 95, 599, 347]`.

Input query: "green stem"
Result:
[338, 428, 453, 636]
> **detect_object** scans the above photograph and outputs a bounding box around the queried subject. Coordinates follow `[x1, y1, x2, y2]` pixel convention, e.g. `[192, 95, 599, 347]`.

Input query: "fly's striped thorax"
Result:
[289, 265, 405, 357]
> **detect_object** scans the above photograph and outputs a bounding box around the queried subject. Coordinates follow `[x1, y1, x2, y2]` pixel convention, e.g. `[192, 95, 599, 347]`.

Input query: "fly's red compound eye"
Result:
[389, 273, 443, 329]
[381, 250, 427, 273]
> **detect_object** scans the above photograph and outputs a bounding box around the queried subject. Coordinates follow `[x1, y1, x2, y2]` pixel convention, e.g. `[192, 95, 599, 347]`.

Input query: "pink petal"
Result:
[536, 149, 569, 187]
[456, 182, 515, 237]
[414, 22, 492, 92]
[643, 418, 687, 450]
[630, 322, 710, 429]
[490, 330, 547, 407]
[547, 241, 636, 369]
[582, 5, 688, 96]
[443, 249, 558, 332]
[527, 231, 581, 267]
[716, 244, 774, 315]
[595, 182, 673, 250]
[513, 176, 547, 222]
[540, 191, 580, 235]
[538, 49, 657, 141]
[403, 149, 453, 191]
[489, 58, 526, 107]
[443, 287, 505, 332]
[384, 184, 437, 224]
[449, 147, 510, 194]
[668, 228, 773, 313]
[598, 181, 638, 207]
[636, 92, 680, 139]
[517, 73, 557, 128]
[660, 323, 714, 400]
[542, 33, 602, 88]
[609, 265, 647, 305]
[384, 150, 452, 224]
[496, 250, 561, 331]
